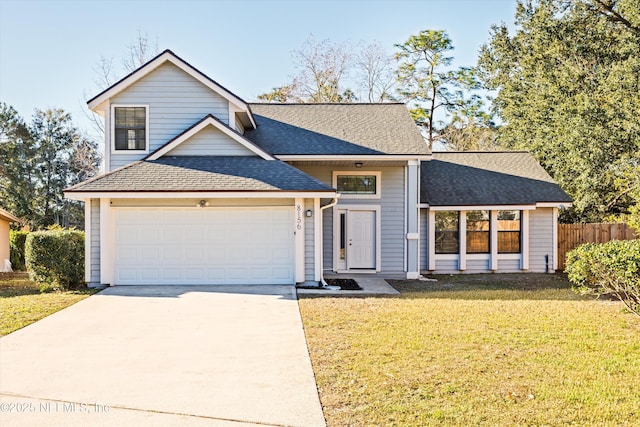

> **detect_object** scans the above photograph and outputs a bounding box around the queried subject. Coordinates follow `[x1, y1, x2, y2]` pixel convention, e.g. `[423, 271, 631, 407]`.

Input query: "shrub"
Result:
[566, 239, 640, 317]
[25, 230, 85, 290]
[9, 230, 29, 271]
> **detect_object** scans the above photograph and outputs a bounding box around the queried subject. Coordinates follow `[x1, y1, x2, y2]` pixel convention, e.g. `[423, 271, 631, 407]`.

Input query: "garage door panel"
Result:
[184, 269, 204, 280]
[141, 269, 160, 281]
[162, 227, 183, 243]
[114, 207, 294, 285]
[140, 247, 160, 262]
[163, 269, 182, 281]
[162, 247, 183, 262]
[272, 267, 293, 280]
[116, 247, 138, 263]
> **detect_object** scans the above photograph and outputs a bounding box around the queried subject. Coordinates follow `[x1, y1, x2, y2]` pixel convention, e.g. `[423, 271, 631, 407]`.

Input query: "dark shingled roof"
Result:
[65, 156, 335, 193]
[422, 152, 572, 206]
[245, 103, 429, 155]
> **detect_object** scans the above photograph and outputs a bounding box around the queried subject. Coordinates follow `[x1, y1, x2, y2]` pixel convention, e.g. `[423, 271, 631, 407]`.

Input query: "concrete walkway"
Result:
[0, 286, 325, 427]
[297, 275, 400, 296]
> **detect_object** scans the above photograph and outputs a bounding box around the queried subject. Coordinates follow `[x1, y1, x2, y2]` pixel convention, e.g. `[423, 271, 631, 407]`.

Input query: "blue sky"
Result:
[0, 0, 517, 134]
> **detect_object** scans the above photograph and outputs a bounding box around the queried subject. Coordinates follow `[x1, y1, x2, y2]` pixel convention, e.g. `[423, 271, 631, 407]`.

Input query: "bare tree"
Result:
[259, 35, 355, 103]
[293, 35, 353, 102]
[123, 30, 159, 73]
[83, 32, 159, 143]
[354, 41, 397, 102]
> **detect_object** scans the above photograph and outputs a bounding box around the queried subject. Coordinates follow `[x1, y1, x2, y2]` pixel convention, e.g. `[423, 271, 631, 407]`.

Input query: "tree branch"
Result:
[592, 0, 640, 35]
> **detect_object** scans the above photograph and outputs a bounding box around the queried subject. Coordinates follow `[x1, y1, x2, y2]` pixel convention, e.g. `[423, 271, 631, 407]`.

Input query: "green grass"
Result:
[299, 274, 640, 426]
[0, 272, 97, 336]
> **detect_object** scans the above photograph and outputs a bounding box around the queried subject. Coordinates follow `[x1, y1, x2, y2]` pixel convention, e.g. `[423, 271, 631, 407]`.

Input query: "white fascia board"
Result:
[536, 202, 573, 208]
[87, 52, 250, 118]
[429, 205, 537, 211]
[146, 117, 273, 160]
[65, 191, 336, 200]
[276, 155, 431, 161]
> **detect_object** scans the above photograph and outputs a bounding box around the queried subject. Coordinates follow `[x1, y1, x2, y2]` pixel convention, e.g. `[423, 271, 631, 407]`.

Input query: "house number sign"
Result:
[296, 204, 302, 230]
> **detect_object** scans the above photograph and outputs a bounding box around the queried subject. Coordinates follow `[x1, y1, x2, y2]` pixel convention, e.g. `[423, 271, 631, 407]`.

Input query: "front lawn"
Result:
[0, 272, 97, 336]
[299, 274, 640, 426]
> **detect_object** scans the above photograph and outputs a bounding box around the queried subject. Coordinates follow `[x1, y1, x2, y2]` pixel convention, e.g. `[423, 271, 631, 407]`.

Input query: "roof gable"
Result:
[146, 115, 274, 161]
[87, 50, 256, 128]
[245, 103, 429, 156]
[421, 152, 573, 206]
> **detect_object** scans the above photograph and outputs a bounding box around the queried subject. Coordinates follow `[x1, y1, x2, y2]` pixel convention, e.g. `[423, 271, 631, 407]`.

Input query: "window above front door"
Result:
[332, 171, 381, 199]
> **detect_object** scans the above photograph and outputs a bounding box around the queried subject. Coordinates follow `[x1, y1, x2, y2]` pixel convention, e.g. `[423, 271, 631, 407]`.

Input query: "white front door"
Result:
[335, 208, 378, 271]
[348, 210, 376, 269]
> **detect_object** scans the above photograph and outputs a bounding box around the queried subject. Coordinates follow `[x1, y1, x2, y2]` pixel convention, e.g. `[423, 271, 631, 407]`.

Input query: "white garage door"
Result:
[113, 207, 295, 285]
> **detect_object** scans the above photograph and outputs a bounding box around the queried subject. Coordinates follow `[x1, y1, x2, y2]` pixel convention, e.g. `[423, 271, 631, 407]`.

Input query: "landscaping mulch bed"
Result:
[324, 278, 362, 290]
[297, 278, 363, 290]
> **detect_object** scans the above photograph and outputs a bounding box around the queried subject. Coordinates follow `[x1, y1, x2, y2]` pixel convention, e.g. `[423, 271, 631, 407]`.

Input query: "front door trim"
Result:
[332, 204, 381, 273]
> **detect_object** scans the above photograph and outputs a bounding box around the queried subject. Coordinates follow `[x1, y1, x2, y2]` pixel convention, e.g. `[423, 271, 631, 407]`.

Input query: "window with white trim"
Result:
[435, 211, 459, 254]
[332, 171, 381, 199]
[497, 210, 521, 253]
[466, 210, 490, 254]
[113, 106, 147, 151]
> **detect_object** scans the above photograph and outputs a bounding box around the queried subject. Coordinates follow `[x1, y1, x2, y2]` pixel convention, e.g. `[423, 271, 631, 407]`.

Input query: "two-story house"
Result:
[65, 50, 572, 286]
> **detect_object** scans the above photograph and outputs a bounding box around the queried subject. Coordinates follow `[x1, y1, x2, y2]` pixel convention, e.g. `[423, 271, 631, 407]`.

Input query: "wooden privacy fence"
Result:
[557, 223, 638, 270]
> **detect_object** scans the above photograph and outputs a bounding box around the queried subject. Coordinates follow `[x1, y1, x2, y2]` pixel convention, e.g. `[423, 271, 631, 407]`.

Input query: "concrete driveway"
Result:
[0, 285, 325, 427]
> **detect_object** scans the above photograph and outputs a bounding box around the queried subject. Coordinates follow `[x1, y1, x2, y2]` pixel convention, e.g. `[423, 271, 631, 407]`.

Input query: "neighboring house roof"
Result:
[0, 208, 19, 223]
[421, 151, 573, 206]
[87, 49, 256, 129]
[145, 115, 275, 161]
[245, 103, 429, 156]
[65, 156, 335, 193]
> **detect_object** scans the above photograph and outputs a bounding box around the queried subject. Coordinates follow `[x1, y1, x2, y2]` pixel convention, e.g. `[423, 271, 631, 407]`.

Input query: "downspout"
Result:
[319, 197, 339, 287]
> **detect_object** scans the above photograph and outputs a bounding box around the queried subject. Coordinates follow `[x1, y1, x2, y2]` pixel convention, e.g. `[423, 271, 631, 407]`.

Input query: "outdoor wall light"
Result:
[197, 200, 210, 208]
[355, 162, 363, 168]
[305, 209, 313, 217]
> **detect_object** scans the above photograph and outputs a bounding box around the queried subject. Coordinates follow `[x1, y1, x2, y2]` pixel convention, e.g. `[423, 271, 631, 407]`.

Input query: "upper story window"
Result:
[113, 105, 148, 151]
[435, 211, 459, 254]
[498, 210, 521, 253]
[333, 171, 381, 199]
[466, 210, 490, 254]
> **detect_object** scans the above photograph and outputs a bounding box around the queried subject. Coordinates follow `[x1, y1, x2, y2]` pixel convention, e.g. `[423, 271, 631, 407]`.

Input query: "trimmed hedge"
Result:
[25, 230, 85, 290]
[9, 230, 29, 271]
[566, 239, 640, 317]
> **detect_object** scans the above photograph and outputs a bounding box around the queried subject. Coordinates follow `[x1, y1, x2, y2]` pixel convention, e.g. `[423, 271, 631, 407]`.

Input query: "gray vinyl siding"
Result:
[294, 165, 405, 273]
[167, 126, 254, 156]
[322, 204, 333, 272]
[529, 207, 554, 272]
[498, 259, 521, 271]
[435, 258, 459, 271]
[304, 199, 315, 281]
[467, 258, 490, 272]
[90, 199, 100, 283]
[420, 209, 428, 270]
[109, 62, 229, 170]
